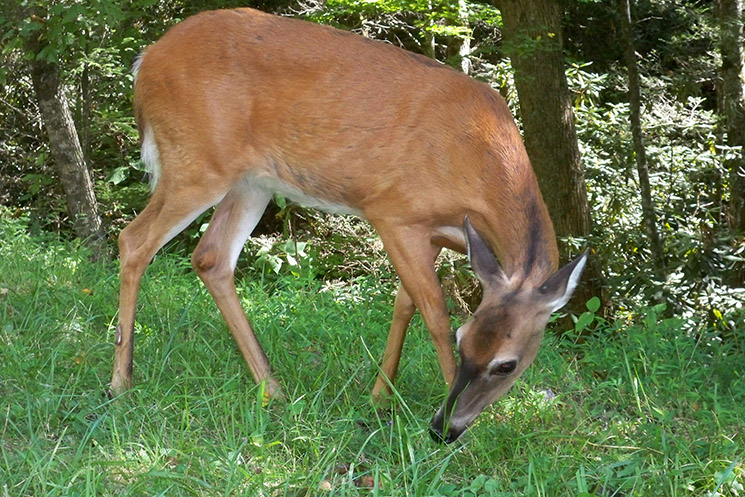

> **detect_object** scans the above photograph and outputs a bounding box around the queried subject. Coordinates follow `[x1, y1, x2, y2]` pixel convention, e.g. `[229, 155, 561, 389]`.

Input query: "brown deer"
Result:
[111, 8, 588, 443]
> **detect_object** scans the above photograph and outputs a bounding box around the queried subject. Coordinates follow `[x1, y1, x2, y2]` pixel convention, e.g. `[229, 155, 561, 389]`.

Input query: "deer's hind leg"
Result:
[190, 180, 279, 396]
[112, 182, 228, 395]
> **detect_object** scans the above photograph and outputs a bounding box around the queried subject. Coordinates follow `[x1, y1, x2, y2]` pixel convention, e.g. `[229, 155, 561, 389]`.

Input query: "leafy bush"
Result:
[567, 62, 745, 326]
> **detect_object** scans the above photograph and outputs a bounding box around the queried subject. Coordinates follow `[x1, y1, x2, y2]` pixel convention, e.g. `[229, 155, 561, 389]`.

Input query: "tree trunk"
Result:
[619, 0, 665, 277]
[718, 0, 745, 285]
[445, 0, 471, 75]
[493, 0, 601, 314]
[30, 57, 108, 260]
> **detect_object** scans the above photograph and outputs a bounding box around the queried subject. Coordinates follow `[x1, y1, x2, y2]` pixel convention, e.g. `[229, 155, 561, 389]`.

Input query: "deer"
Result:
[111, 7, 588, 443]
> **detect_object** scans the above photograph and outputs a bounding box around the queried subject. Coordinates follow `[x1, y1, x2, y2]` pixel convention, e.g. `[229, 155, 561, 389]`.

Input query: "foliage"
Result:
[1, 0, 138, 233]
[1, 0, 742, 311]
[299, 0, 499, 67]
[1, 210, 743, 496]
[566, 60, 745, 322]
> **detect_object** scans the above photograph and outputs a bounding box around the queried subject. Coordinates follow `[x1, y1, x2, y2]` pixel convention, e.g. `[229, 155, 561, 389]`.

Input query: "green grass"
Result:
[1, 212, 743, 496]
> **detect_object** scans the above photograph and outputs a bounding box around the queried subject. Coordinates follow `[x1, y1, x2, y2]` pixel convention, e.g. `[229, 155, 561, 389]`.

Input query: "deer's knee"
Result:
[192, 243, 231, 283]
[118, 223, 143, 263]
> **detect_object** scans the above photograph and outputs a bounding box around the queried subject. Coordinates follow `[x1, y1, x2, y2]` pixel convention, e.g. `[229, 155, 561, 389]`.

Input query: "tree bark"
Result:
[493, 0, 601, 313]
[618, 0, 665, 277]
[30, 56, 108, 260]
[445, 0, 471, 75]
[718, 0, 745, 285]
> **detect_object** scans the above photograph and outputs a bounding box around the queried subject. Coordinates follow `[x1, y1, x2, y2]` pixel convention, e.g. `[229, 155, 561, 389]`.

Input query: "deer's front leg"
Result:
[374, 223, 457, 389]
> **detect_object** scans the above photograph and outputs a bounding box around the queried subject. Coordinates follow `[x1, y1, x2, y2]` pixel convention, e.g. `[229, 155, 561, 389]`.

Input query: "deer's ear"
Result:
[537, 249, 589, 313]
[464, 216, 506, 286]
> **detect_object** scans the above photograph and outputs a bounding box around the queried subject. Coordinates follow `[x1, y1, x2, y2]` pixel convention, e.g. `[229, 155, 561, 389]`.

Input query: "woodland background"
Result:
[2, 0, 745, 320]
[1, 0, 744, 496]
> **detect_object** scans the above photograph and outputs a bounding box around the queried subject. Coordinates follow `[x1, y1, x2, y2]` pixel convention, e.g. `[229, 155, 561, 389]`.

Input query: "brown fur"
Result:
[112, 9, 562, 421]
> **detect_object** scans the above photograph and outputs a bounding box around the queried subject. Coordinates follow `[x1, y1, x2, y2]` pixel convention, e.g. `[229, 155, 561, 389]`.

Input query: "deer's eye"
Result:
[489, 359, 517, 376]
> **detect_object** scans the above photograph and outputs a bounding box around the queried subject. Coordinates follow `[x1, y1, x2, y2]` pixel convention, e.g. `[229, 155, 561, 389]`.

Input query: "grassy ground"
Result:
[1, 212, 743, 496]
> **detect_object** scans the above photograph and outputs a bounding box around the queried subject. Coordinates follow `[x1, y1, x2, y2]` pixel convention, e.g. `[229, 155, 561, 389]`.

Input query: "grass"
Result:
[0, 211, 743, 496]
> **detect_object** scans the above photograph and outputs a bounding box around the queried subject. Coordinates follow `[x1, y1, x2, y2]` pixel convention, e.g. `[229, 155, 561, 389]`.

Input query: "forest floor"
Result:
[1, 212, 743, 496]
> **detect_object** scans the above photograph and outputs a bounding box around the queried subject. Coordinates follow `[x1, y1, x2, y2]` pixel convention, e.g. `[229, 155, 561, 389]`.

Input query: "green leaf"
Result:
[484, 478, 500, 492]
[575, 311, 594, 333]
[131, 159, 147, 172]
[586, 296, 601, 313]
[468, 474, 486, 492]
[107, 166, 129, 185]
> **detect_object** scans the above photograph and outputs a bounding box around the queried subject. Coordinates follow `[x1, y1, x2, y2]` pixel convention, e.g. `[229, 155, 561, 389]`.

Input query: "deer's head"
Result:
[430, 218, 588, 443]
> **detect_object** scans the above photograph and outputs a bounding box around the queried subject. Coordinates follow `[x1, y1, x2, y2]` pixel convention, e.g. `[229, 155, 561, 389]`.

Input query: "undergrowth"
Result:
[0, 211, 743, 496]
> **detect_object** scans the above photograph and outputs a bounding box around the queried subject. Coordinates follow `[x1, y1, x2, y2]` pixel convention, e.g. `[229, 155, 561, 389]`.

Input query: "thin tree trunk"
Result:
[30, 57, 108, 260]
[718, 0, 745, 285]
[446, 0, 471, 74]
[493, 0, 601, 314]
[619, 0, 665, 276]
[80, 63, 91, 163]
